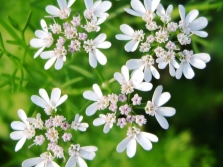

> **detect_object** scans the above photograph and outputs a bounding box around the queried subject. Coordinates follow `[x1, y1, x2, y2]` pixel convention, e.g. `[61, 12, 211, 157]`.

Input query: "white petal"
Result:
[57, 0, 67, 9]
[152, 85, 163, 104]
[94, 49, 107, 65]
[15, 137, 26, 152]
[86, 102, 98, 116]
[55, 56, 64, 70]
[169, 63, 176, 77]
[40, 19, 48, 32]
[166, 5, 173, 15]
[52, 161, 60, 167]
[136, 133, 152, 150]
[183, 62, 194, 79]
[150, 66, 160, 79]
[97, 41, 111, 49]
[45, 5, 60, 16]
[191, 31, 208, 38]
[120, 24, 134, 36]
[65, 156, 76, 167]
[39, 88, 50, 103]
[40, 51, 55, 59]
[35, 30, 46, 39]
[115, 34, 132, 40]
[78, 124, 89, 131]
[156, 107, 176, 117]
[158, 61, 168, 69]
[89, 52, 97, 68]
[151, 0, 160, 12]
[84, 0, 93, 9]
[121, 65, 130, 82]
[93, 118, 106, 126]
[170, 59, 179, 69]
[126, 59, 142, 70]
[94, 1, 112, 16]
[156, 92, 171, 107]
[31, 95, 48, 108]
[30, 38, 44, 48]
[193, 53, 210, 63]
[34, 47, 45, 59]
[125, 40, 139, 52]
[81, 146, 98, 152]
[94, 33, 106, 45]
[190, 58, 206, 69]
[124, 8, 142, 16]
[114, 72, 124, 85]
[77, 156, 88, 167]
[134, 82, 153, 91]
[10, 131, 24, 140]
[67, 0, 76, 7]
[93, 84, 102, 98]
[178, 5, 185, 20]
[131, 0, 146, 15]
[144, 66, 152, 82]
[185, 9, 199, 24]
[156, 4, 165, 17]
[11, 121, 26, 130]
[116, 136, 131, 153]
[83, 90, 99, 101]
[189, 17, 208, 31]
[141, 132, 158, 142]
[79, 149, 96, 160]
[175, 62, 183, 79]
[103, 124, 111, 134]
[96, 16, 106, 25]
[144, 0, 152, 12]
[44, 57, 57, 70]
[22, 158, 43, 167]
[155, 113, 169, 129]
[56, 94, 68, 107]
[18, 109, 28, 124]
[131, 69, 144, 84]
[127, 138, 136, 158]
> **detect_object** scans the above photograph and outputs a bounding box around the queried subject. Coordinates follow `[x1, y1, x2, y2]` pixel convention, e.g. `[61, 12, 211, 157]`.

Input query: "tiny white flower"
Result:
[156, 4, 173, 23]
[83, 84, 109, 116]
[124, 0, 160, 23]
[22, 152, 59, 167]
[66, 144, 98, 167]
[126, 55, 160, 82]
[30, 19, 53, 58]
[178, 5, 208, 37]
[83, 33, 111, 68]
[27, 113, 44, 129]
[145, 85, 176, 129]
[114, 65, 153, 94]
[71, 114, 89, 131]
[31, 88, 68, 115]
[46, 0, 76, 19]
[10, 109, 35, 152]
[93, 113, 116, 133]
[176, 50, 211, 79]
[116, 127, 158, 158]
[116, 24, 144, 52]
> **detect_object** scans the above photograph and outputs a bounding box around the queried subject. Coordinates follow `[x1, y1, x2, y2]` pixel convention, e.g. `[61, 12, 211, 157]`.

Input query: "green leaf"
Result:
[6, 40, 20, 46]
[0, 77, 11, 88]
[61, 77, 84, 88]
[0, 32, 5, 50]
[0, 50, 3, 58]
[8, 16, 22, 32]
[23, 11, 32, 32]
[69, 65, 94, 79]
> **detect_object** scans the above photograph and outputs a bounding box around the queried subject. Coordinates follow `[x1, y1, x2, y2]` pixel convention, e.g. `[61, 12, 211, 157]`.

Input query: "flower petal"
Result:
[156, 4, 165, 17]
[40, 19, 48, 32]
[156, 92, 171, 107]
[81, 146, 98, 152]
[136, 133, 152, 150]
[89, 51, 97, 68]
[55, 56, 64, 70]
[120, 24, 134, 36]
[35, 30, 46, 39]
[116, 34, 133, 40]
[126, 59, 142, 70]
[134, 82, 153, 91]
[166, 5, 173, 15]
[39, 88, 50, 103]
[141, 132, 158, 142]
[127, 137, 136, 158]
[131, 0, 146, 15]
[144, 66, 152, 82]
[116, 136, 131, 153]
[31, 95, 48, 108]
[151, 0, 160, 12]
[18, 109, 28, 124]
[11, 121, 26, 131]
[44, 57, 57, 70]
[155, 113, 169, 129]
[114, 72, 124, 85]
[190, 58, 206, 69]
[183, 62, 194, 79]
[84, 0, 93, 9]
[57, 0, 67, 9]
[175, 62, 183, 79]
[45, 5, 60, 17]
[79, 149, 96, 160]
[52, 161, 60, 167]
[93, 84, 102, 98]
[96, 41, 111, 49]
[191, 31, 208, 38]
[152, 85, 163, 104]
[40, 51, 55, 59]
[56, 94, 68, 107]
[94, 33, 106, 45]
[65, 156, 76, 167]
[10, 131, 24, 140]
[94, 1, 112, 16]
[94, 49, 107, 65]
[93, 117, 106, 126]
[121, 65, 130, 82]
[156, 107, 176, 117]
[169, 63, 176, 77]
[150, 66, 160, 79]
[192, 53, 210, 63]
[185, 9, 199, 24]
[189, 17, 208, 31]
[125, 40, 139, 52]
[34, 47, 45, 59]
[131, 69, 144, 84]
[178, 5, 185, 20]
[86, 102, 98, 116]
[22, 158, 43, 167]
[83, 90, 99, 101]
[103, 124, 111, 134]
[30, 38, 44, 48]
[124, 8, 142, 16]
[15, 136, 26, 152]
[50, 88, 61, 106]
[77, 156, 88, 167]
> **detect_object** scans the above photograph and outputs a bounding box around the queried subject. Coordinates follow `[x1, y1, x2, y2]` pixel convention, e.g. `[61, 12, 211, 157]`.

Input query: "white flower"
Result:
[126, 55, 160, 82]
[93, 113, 116, 133]
[116, 127, 158, 158]
[145, 85, 176, 129]
[30, 19, 53, 58]
[176, 50, 211, 79]
[178, 5, 208, 37]
[31, 88, 68, 115]
[66, 144, 98, 167]
[116, 24, 144, 52]
[114, 65, 153, 94]
[83, 33, 111, 68]
[71, 114, 89, 131]
[10, 109, 35, 152]
[83, 84, 109, 116]
[156, 4, 173, 23]
[22, 152, 59, 167]
[124, 0, 160, 22]
[40, 46, 67, 70]
[46, 0, 76, 19]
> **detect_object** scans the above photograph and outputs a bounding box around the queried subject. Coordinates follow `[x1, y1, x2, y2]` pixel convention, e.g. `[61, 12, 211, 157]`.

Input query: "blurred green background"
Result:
[0, 0, 223, 166]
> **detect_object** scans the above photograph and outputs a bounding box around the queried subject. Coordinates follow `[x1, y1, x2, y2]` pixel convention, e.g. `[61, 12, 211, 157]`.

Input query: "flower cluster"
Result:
[30, 0, 112, 70]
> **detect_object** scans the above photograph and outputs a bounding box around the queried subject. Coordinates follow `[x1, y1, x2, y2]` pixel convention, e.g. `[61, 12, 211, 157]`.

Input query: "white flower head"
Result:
[31, 88, 68, 115]
[176, 50, 211, 79]
[145, 85, 176, 129]
[116, 126, 158, 158]
[10, 109, 35, 152]
[66, 144, 98, 167]
[114, 65, 153, 94]
[22, 152, 60, 167]
[83, 84, 109, 116]
[178, 5, 208, 37]
[46, 0, 76, 19]
[83, 33, 111, 68]
[30, 19, 54, 58]
[156, 4, 173, 23]
[93, 113, 116, 133]
[116, 24, 144, 52]
[126, 55, 160, 82]
[124, 0, 160, 23]
[71, 114, 89, 131]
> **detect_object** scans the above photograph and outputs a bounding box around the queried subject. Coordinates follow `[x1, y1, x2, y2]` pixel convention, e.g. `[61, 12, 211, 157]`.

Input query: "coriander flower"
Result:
[10, 109, 35, 152]
[83, 33, 111, 68]
[156, 4, 173, 23]
[126, 55, 160, 82]
[114, 65, 153, 94]
[176, 50, 211, 79]
[145, 85, 176, 129]
[178, 5, 208, 37]
[116, 24, 144, 52]
[22, 152, 59, 167]
[30, 19, 53, 58]
[116, 127, 158, 158]
[83, 84, 109, 116]
[46, 0, 76, 19]
[66, 144, 98, 167]
[31, 88, 68, 115]
[71, 114, 89, 132]
[124, 0, 160, 23]
[93, 113, 116, 133]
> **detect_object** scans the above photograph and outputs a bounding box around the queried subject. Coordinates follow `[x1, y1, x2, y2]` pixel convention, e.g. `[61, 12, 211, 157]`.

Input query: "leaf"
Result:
[0, 50, 3, 58]
[6, 40, 21, 46]
[23, 11, 32, 32]
[69, 65, 94, 79]
[8, 16, 22, 32]
[61, 77, 84, 88]
[0, 77, 11, 88]
[0, 32, 5, 50]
